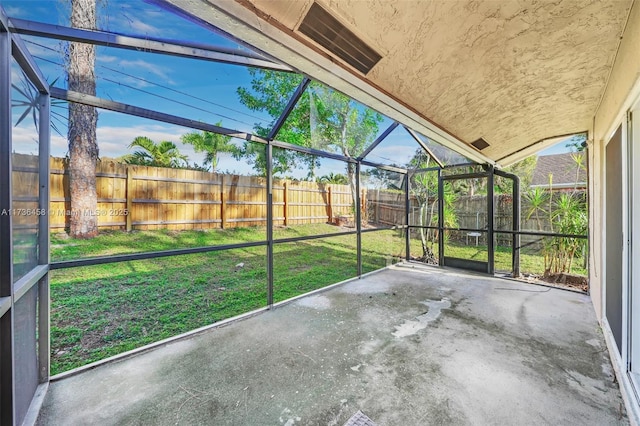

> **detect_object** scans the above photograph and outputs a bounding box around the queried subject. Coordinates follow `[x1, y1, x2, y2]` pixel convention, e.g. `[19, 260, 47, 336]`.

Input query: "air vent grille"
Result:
[471, 138, 490, 151]
[299, 3, 382, 74]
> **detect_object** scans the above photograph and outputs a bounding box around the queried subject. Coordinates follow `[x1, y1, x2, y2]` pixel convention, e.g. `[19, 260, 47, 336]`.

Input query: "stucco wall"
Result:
[591, 1, 640, 320]
[594, 1, 640, 142]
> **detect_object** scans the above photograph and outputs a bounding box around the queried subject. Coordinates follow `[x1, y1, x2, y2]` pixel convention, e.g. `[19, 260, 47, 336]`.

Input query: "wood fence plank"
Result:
[125, 166, 133, 231]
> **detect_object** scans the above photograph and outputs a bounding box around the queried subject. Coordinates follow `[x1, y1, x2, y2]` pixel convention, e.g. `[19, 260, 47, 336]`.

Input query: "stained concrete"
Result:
[37, 264, 627, 425]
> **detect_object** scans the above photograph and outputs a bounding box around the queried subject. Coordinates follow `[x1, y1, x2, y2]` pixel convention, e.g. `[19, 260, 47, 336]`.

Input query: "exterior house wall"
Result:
[591, 1, 640, 423]
[592, 0, 640, 321]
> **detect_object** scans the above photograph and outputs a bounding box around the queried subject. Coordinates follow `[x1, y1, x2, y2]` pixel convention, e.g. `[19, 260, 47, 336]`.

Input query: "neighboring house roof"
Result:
[531, 152, 587, 188]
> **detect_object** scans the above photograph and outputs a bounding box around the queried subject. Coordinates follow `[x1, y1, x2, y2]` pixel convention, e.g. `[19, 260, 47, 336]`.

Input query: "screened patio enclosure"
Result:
[0, 3, 590, 425]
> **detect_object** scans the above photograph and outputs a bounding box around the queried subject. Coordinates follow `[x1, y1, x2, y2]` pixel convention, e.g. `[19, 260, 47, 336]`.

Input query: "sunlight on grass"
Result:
[50, 224, 408, 374]
[49, 224, 586, 374]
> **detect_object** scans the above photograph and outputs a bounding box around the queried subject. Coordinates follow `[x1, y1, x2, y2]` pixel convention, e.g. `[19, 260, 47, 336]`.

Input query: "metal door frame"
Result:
[437, 166, 520, 276]
[1, 8, 51, 424]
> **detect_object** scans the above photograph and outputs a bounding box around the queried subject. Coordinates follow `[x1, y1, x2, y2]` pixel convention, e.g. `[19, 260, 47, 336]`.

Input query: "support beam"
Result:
[494, 168, 520, 277]
[9, 18, 293, 72]
[0, 5, 8, 30]
[50, 87, 269, 143]
[404, 174, 411, 261]
[51, 240, 268, 270]
[356, 162, 362, 276]
[437, 169, 444, 267]
[404, 126, 445, 169]
[359, 160, 406, 174]
[487, 166, 495, 275]
[10, 34, 48, 94]
[268, 78, 310, 140]
[51, 88, 409, 174]
[512, 175, 521, 278]
[147, 0, 287, 66]
[266, 143, 274, 307]
[37, 92, 50, 383]
[0, 20, 12, 297]
[0, 25, 15, 426]
[270, 139, 355, 164]
[357, 121, 399, 161]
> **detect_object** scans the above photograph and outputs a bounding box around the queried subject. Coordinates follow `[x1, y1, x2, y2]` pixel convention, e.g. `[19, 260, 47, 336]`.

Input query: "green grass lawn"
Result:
[50, 224, 409, 374]
[49, 224, 586, 374]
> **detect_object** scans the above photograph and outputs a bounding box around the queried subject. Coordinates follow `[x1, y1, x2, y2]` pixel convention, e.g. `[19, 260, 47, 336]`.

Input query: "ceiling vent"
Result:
[471, 138, 490, 151]
[298, 3, 382, 74]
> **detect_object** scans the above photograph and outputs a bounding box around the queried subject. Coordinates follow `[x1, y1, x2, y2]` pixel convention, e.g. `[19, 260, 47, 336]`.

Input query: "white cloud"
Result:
[51, 133, 67, 157]
[11, 126, 40, 155]
[97, 58, 175, 86]
[95, 124, 189, 157]
[366, 145, 415, 166]
[23, 38, 66, 61]
[98, 55, 118, 64]
[93, 124, 254, 174]
[128, 19, 162, 36]
[120, 60, 172, 82]
[4, 6, 25, 17]
[16, 121, 256, 175]
[107, 4, 163, 37]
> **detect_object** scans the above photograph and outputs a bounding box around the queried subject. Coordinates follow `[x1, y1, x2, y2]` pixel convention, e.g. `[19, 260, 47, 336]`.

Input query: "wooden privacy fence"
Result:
[12, 155, 587, 238]
[43, 157, 359, 231]
[11, 155, 405, 232]
[366, 190, 405, 226]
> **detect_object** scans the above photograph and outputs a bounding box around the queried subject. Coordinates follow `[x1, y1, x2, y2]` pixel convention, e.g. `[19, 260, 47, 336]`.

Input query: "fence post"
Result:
[220, 174, 226, 229]
[327, 186, 333, 224]
[361, 189, 366, 223]
[283, 181, 288, 226]
[125, 165, 133, 232]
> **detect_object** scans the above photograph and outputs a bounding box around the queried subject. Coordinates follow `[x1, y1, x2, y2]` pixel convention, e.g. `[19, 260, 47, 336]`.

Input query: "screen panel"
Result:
[49, 247, 267, 374]
[273, 234, 357, 303]
[11, 57, 40, 282]
[13, 284, 39, 425]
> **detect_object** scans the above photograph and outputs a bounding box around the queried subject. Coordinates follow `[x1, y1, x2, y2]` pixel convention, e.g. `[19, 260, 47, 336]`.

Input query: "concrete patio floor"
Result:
[36, 264, 627, 425]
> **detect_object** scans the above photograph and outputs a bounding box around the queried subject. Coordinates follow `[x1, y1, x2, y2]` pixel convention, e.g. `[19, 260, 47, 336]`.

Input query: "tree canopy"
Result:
[237, 69, 383, 205]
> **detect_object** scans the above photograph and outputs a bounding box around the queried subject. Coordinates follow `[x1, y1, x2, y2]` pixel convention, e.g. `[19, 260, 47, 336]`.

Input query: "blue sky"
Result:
[538, 138, 578, 156]
[4, 0, 570, 177]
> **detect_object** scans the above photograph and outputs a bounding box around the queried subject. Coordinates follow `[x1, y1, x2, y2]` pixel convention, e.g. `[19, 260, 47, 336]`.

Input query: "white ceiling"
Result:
[171, 0, 632, 165]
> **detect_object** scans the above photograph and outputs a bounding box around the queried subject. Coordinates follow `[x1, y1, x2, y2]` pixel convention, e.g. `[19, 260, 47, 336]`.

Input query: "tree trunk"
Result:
[338, 109, 358, 212]
[347, 162, 357, 214]
[68, 0, 98, 238]
[419, 200, 427, 257]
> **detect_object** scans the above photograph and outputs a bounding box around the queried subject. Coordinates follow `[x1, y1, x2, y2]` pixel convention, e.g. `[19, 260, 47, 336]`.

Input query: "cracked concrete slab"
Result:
[37, 264, 627, 425]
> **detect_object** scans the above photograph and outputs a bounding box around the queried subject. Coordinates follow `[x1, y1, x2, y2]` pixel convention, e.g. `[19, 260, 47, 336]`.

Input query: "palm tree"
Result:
[524, 187, 549, 232]
[126, 136, 188, 168]
[317, 172, 348, 184]
[180, 128, 236, 172]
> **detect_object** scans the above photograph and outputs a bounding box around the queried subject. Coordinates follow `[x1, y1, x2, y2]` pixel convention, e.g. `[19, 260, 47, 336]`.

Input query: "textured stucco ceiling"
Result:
[233, 0, 631, 163]
[171, 0, 632, 164]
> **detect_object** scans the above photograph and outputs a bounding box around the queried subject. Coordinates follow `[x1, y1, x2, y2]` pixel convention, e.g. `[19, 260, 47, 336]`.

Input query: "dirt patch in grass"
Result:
[520, 272, 588, 293]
